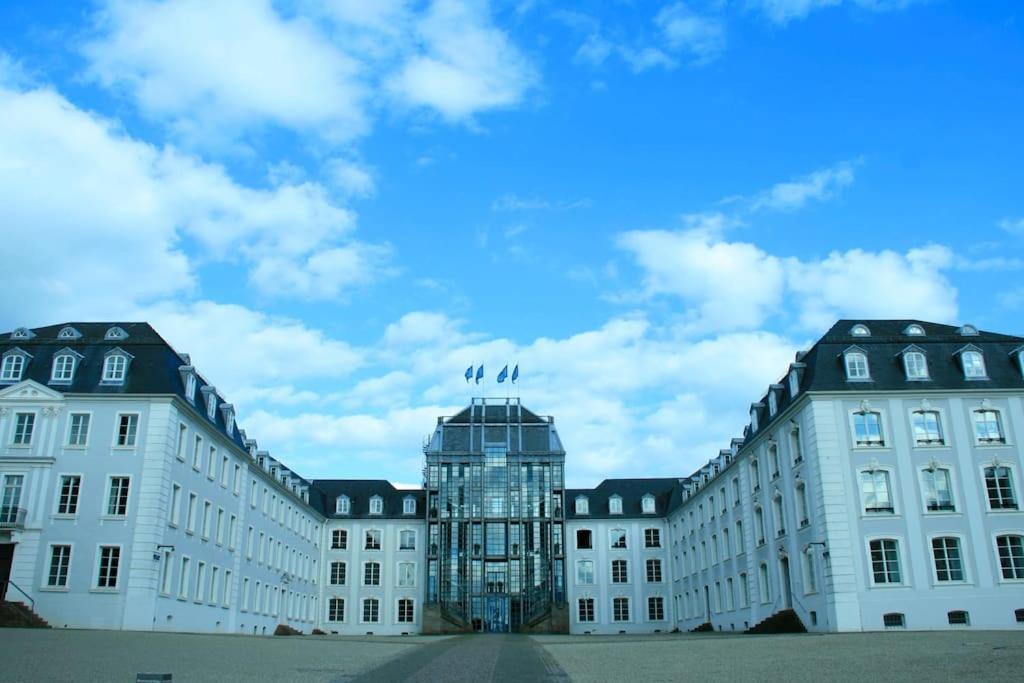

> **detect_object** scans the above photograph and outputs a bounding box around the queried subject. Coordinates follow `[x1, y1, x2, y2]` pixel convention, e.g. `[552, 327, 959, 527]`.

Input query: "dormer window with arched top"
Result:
[850, 324, 871, 337]
[101, 348, 133, 384]
[50, 349, 83, 384]
[336, 495, 350, 515]
[403, 496, 416, 515]
[104, 326, 128, 341]
[843, 347, 870, 380]
[641, 494, 656, 514]
[609, 495, 623, 515]
[575, 496, 589, 515]
[900, 347, 929, 380]
[904, 324, 925, 336]
[1, 348, 30, 383]
[57, 326, 82, 340]
[10, 327, 35, 340]
[957, 324, 979, 336]
[958, 348, 987, 379]
[369, 495, 383, 515]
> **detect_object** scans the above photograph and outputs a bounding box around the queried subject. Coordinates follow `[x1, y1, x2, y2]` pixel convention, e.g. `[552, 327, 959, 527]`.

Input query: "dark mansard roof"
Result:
[309, 479, 425, 519]
[566, 477, 680, 519]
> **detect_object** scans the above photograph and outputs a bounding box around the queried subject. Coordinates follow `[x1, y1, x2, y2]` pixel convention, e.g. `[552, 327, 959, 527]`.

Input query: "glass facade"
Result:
[424, 398, 566, 632]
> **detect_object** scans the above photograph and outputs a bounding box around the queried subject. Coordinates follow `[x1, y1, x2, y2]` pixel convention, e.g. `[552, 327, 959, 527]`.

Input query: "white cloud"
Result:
[655, 3, 726, 64]
[751, 160, 857, 211]
[325, 158, 376, 198]
[998, 217, 1024, 237]
[491, 193, 592, 211]
[753, 0, 917, 25]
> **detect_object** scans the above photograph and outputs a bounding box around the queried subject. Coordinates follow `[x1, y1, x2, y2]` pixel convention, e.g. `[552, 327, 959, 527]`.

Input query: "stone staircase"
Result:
[0, 601, 51, 628]
[745, 609, 806, 634]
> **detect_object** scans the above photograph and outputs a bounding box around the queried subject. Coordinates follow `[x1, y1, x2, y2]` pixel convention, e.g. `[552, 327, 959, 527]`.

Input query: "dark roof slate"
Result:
[309, 479, 425, 519]
[566, 477, 679, 519]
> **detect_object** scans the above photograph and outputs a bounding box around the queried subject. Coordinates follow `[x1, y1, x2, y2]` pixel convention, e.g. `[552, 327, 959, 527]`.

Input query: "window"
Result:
[328, 598, 345, 622]
[646, 558, 663, 583]
[578, 597, 595, 622]
[750, 459, 761, 491]
[57, 475, 81, 515]
[769, 445, 780, 479]
[192, 435, 203, 470]
[932, 537, 965, 582]
[647, 596, 665, 621]
[883, 612, 905, 629]
[903, 351, 929, 379]
[12, 412, 34, 445]
[644, 528, 661, 548]
[369, 496, 383, 515]
[397, 561, 416, 588]
[758, 563, 770, 602]
[961, 350, 987, 378]
[768, 392, 778, 416]
[178, 557, 191, 599]
[403, 497, 416, 515]
[739, 573, 749, 608]
[861, 470, 894, 514]
[575, 496, 589, 515]
[641, 494, 655, 514]
[102, 354, 128, 383]
[363, 561, 381, 585]
[609, 496, 623, 514]
[974, 410, 1006, 444]
[47, 545, 71, 587]
[732, 477, 741, 504]
[611, 559, 628, 583]
[576, 529, 593, 550]
[186, 493, 197, 533]
[107, 477, 130, 516]
[115, 414, 138, 447]
[399, 530, 416, 551]
[947, 610, 969, 626]
[362, 598, 380, 623]
[845, 351, 870, 380]
[869, 539, 902, 584]
[851, 324, 871, 336]
[96, 546, 120, 589]
[202, 501, 212, 538]
[795, 482, 810, 527]
[336, 495, 350, 515]
[51, 353, 77, 383]
[207, 446, 217, 479]
[610, 528, 627, 549]
[62, 413, 90, 448]
[0, 353, 26, 381]
[853, 410, 884, 447]
[790, 427, 803, 464]
[911, 410, 944, 446]
[365, 529, 381, 550]
[996, 535, 1024, 580]
[576, 560, 595, 585]
[803, 548, 817, 593]
[905, 324, 925, 336]
[754, 507, 766, 545]
[331, 529, 348, 550]
[773, 495, 785, 536]
[921, 467, 955, 511]
[984, 466, 1018, 510]
[789, 368, 800, 396]
[612, 597, 630, 622]
[330, 561, 346, 585]
[397, 598, 415, 623]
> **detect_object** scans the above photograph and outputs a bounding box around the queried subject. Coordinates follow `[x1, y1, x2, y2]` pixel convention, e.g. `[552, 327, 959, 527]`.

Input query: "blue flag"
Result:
[464, 365, 473, 382]
[511, 365, 519, 383]
[497, 365, 508, 383]
[475, 364, 484, 384]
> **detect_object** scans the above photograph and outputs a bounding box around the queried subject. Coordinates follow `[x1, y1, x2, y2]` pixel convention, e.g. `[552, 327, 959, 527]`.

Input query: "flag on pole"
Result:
[511, 365, 519, 383]
[475, 364, 484, 384]
[497, 365, 508, 383]
[464, 365, 473, 383]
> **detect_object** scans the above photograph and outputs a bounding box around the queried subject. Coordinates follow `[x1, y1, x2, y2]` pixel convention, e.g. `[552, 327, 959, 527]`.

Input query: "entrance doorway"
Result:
[0, 543, 14, 601]
[483, 596, 509, 632]
[779, 556, 793, 609]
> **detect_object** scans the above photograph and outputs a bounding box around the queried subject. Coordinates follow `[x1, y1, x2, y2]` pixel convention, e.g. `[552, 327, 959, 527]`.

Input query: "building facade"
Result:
[1, 319, 1023, 635]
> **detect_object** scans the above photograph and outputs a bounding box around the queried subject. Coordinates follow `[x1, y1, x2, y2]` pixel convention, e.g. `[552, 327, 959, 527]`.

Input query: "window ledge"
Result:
[39, 586, 69, 593]
[100, 515, 128, 521]
[8, 444, 32, 449]
[89, 587, 121, 594]
[63, 445, 88, 451]
[111, 446, 137, 451]
[51, 514, 77, 521]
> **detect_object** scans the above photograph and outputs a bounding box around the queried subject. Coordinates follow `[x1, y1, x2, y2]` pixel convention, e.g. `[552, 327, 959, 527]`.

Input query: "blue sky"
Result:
[1, 0, 1022, 486]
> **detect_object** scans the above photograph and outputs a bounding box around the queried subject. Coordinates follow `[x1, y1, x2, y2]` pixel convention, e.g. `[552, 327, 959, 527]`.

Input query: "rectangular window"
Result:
[611, 559, 628, 583]
[974, 410, 1005, 444]
[853, 411, 884, 447]
[612, 597, 630, 622]
[932, 537, 965, 582]
[13, 412, 34, 445]
[68, 413, 91, 446]
[912, 410, 944, 445]
[169, 483, 181, 525]
[57, 475, 81, 515]
[576, 529, 592, 550]
[332, 529, 348, 550]
[647, 596, 664, 621]
[210, 566, 220, 603]
[996, 535, 1024, 580]
[921, 468, 955, 512]
[365, 529, 381, 550]
[195, 561, 206, 602]
[207, 446, 217, 479]
[644, 528, 661, 548]
[398, 562, 416, 587]
[186, 493, 197, 532]
[739, 573, 749, 608]
[578, 597, 595, 622]
[202, 501, 212, 538]
[646, 558, 662, 583]
[228, 515, 237, 549]
[47, 545, 71, 587]
[330, 561, 346, 585]
[400, 530, 416, 551]
[107, 477, 130, 516]
[328, 597, 345, 622]
[860, 470, 894, 514]
[220, 455, 229, 487]
[176, 423, 187, 460]
[576, 560, 594, 585]
[362, 599, 380, 623]
[160, 550, 173, 595]
[397, 599, 415, 623]
[610, 529, 627, 549]
[985, 467, 1018, 510]
[192, 435, 203, 470]
[233, 464, 241, 494]
[216, 508, 225, 544]
[364, 562, 381, 586]
[178, 557, 191, 599]
[869, 539, 902, 584]
[96, 546, 120, 589]
[115, 414, 138, 447]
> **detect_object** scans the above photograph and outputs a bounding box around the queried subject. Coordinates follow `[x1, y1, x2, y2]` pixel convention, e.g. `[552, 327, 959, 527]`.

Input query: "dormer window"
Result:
[959, 349, 987, 379]
[336, 495, 350, 515]
[219, 404, 235, 438]
[403, 496, 416, 515]
[641, 494, 656, 514]
[750, 408, 759, 432]
[104, 326, 128, 341]
[178, 366, 197, 404]
[768, 392, 778, 417]
[957, 324, 979, 336]
[101, 348, 132, 384]
[575, 496, 589, 515]
[57, 326, 82, 340]
[369, 495, 383, 515]
[901, 349, 929, 380]
[50, 349, 83, 384]
[1, 349, 30, 382]
[844, 348, 870, 380]
[904, 324, 925, 336]
[200, 386, 218, 420]
[1013, 347, 1024, 378]
[850, 324, 871, 337]
[10, 327, 35, 340]
[609, 495, 623, 515]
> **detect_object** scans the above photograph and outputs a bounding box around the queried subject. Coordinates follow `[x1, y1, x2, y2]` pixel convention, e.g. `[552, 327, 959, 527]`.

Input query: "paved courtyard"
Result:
[0, 628, 1022, 682]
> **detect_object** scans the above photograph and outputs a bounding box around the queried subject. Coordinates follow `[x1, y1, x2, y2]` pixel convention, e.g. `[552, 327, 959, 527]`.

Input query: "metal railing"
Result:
[0, 506, 27, 529]
[1, 579, 35, 611]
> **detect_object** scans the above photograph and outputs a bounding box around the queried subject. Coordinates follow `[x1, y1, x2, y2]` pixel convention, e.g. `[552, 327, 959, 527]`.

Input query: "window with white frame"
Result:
[732, 476, 741, 504]
[328, 597, 345, 622]
[336, 495, 350, 515]
[851, 324, 871, 336]
[921, 466, 955, 511]
[769, 444, 780, 479]
[609, 495, 623, 514]
[403, 497, 416, 515]
[399, 530, 416, 551]
[578, 597, 595, 622]
[852, 409, 884, 447]
[868, 538, 902, 584]
[330, 561, 346, 585]
[931, 537, 965, 582]
[205, 391, 217, 420]
[860, 469, 894, 514]
[96, 546, 121, 589]
[0, 353, 26, 382]
[905, 324, 925, 336]
[102, 354, 128, 383]
[612, 596, 630, 622]
[575, 496, 589, 515]
[610, 528, 627, 549]
[903, 351, 929, 380]
[397, 598, 415, 623]
[758, 563, 770, 602]
[576, 560, 595, 585]
[646, 558, 663, 583]
[365, 529, 381, 550]
[750, 459, 761, 491]
[67, 413, 90, 447]
[397, 561, 416, 588]
[789, 368, 800, 396]
[369, 495, 383, 515]
[803, 547, 817, 593]
[973, 409, 1006, 444]
[362, 598, 380, 623]
[47, 545, 71, 587]
[790, 426, 803, 463]
[912, 409, 944, 445]
[57, 475, 81, 515]
[51, 353, 78, 383]
[611, 559, 629, 583]
[845, 351, 870, 380]
[363, 561, 381, 586]
[115, 414, 138, 447]
[2, 475, 25, 521]
[644, 528, 661, 548]
[12, 412, 34, 445]
[576, 529, 593, 550]
[984, 466, 1018, 510]
[754, 507, 766, 545]
[996, 535, 1024, 580]
[641, 494, 655, 514]
[647, 596, 665, 621]
[106, 477, 130, 516]
[795, 481, 810, 527]
[772, 494, 785, 536]
[961, 350, 987, 378]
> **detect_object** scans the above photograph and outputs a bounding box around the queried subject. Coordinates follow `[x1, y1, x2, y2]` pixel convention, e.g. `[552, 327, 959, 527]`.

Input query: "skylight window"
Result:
[850, 324, 871, 337]
[57, 326, 81, 340]
[104, 326, 128, 341]
[904, 324, 925, 336]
